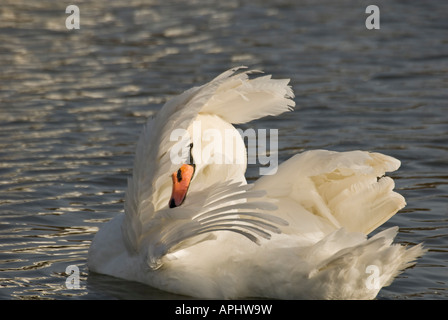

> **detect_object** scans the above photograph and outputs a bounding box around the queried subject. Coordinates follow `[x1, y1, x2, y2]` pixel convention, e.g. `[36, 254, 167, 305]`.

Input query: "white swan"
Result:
[88, 67, 425, 299]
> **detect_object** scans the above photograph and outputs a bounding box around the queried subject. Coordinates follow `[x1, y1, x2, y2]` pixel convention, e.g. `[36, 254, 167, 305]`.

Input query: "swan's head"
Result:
[167, 114, 247, 209]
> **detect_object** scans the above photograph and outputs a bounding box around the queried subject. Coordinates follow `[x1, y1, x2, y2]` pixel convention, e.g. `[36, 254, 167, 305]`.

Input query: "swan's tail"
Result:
[254, 149, 406, 235]
[305, 227, 426, 299]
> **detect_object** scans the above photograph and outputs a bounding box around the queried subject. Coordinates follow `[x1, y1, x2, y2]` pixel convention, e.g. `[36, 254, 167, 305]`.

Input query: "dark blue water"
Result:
[0, 0, 447, 299]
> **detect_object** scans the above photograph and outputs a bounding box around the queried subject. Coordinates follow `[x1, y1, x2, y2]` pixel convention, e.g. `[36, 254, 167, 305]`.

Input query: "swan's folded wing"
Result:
[139, 181, 288, 270]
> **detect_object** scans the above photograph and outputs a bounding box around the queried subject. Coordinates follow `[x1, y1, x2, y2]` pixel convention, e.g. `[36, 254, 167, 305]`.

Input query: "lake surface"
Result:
[0, 0, 447, 299]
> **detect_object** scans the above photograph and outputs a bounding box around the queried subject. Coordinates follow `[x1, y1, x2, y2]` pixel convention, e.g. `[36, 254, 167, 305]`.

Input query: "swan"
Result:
[88, 67, 425, 299]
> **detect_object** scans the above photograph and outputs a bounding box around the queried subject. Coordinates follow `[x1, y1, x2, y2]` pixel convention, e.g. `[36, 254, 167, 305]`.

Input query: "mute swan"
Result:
[88, 67, 425, 299]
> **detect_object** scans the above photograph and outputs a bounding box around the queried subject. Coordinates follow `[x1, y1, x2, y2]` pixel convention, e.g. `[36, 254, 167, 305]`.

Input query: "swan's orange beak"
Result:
[169, 163, 195, 208]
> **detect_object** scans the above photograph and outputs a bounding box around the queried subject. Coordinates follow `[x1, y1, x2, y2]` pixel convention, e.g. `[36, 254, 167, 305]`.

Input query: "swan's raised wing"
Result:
[122, 67, 295, 254]
[200, 68, 295, 124]
[253, 150, 406, 236]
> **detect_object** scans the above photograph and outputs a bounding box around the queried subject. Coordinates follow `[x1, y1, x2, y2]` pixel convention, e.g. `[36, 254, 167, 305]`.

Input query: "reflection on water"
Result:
[0, 0, 447, 299]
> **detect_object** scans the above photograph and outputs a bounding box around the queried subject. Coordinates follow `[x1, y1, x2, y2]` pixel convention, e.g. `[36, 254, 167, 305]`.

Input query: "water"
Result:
[0, 0, 447, 299]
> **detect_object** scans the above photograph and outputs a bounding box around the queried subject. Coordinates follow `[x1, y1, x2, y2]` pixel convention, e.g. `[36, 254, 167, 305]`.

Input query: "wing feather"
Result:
[142, 181, 288, 269]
